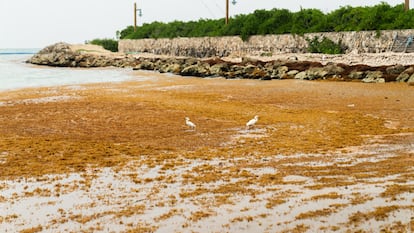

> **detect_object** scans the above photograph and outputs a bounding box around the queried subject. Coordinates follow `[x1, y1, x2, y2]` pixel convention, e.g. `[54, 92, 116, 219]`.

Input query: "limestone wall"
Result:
[119, 29, 414, 57]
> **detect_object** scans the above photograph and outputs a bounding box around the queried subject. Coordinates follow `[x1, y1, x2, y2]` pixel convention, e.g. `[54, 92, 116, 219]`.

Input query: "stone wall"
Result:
[119, 29, 414, 57]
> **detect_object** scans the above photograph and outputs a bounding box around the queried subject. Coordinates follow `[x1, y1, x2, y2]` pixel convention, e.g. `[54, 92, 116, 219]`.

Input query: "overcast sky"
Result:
[0, 0, 407, 48]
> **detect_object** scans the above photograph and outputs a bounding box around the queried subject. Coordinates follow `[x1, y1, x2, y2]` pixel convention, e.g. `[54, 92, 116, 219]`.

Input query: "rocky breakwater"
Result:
[27, 42, 414, 84]
[133, 56, 414, 84]
[27, 42, 138, 68]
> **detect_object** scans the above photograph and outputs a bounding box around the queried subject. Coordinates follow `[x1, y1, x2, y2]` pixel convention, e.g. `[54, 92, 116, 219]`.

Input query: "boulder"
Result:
[323, 64, 345, 76]
[27, 42, 77, 67]
[396, 67, 414, 82]
[348, 71, 365, 80]
[133, 60, 155, 70]
[184, 58, 198, 66]
[242, 57, 260, 65]
[294, 67, 328, 80]
[159, 63, 182, 74]
[294, 71, 308, 80]
[362, 71, 385, 83]
[180, 63, 210, 77]
[407, 74, 414, 85]
[386, 64, 406, 75]
[26, 42, 123, 68]
[210, 63, 229, 77]
[243, 65, 258, 74]
[235, 64, 268, 79]
[270, 66, 289, 79]
[286, 70, 299, 77]
[251, 68, 268, 79]
[396, 73, 411, 82]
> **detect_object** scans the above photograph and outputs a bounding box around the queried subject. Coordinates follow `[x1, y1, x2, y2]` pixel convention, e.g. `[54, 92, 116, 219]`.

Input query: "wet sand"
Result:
[0, 71, 413, 232]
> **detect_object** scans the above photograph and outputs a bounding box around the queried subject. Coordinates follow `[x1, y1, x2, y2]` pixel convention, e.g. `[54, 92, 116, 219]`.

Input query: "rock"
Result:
[224, 72, 236, 79]
[294, 71, 308, 80]
[362, 71, 385, 83]
[184, 58, 198, 66]
[203, 57, 226, 66]
[243, 65, 257, 74]
[159, 63, 182, 74]
[270, 66, 289, 79]
[308, 67, 329, 80]
[133, 60, 155, 70]
[396, 73, 411, 82]
[242, 57, 259, 65]
[386, 64, 406, 75]
[407, 74, 414, 85]
[294, 67, 328, 80]
[29, 43, 410, 84]
[396, 67, 414, 82]
[238, 64, 268, 79]
[323, 64, 345, 76]
[27, 42, 77, 67]
[229, 65, 245, 72]
[210, 63, 229, 77]
[170, 64, 182, 74]
[288, 56, 298, 61]
[27, 42, 127, 68]
[348, 71, 365, 80]
[180, 63, 210, 77]
[287, 70, 299, 77]
[251, 68, 268, 79]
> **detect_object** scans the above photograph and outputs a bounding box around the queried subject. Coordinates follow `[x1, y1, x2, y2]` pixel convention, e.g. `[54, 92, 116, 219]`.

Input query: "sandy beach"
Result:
[0, 69, 413, 232]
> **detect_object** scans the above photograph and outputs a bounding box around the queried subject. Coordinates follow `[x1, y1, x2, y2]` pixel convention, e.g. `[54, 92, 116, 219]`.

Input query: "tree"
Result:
[117, 3, 413, 40]
[291, 9, 327, 34]
[260, 9, 293, 35]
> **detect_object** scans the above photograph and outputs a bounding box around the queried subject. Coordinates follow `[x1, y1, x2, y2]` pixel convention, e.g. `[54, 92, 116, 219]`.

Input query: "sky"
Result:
[0, 0, 407, 48]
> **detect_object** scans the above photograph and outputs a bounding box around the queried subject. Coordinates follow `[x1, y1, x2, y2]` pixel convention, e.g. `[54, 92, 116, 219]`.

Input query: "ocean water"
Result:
[0, 49, 135, 92]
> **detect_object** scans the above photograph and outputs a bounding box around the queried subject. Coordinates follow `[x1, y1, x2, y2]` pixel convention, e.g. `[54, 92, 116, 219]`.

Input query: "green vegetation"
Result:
[120, 3, 414, 41]
[306, 36, 345, 54]
[89, 39, 118, 52]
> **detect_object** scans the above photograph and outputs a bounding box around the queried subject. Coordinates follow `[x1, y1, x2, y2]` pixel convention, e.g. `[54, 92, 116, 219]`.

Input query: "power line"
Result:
[213, 0, 225, 15]
[199, 0, 217, 18]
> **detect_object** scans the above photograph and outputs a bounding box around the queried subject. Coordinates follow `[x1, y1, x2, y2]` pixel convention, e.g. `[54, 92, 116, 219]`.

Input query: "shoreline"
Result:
[27, 42, 414, 84]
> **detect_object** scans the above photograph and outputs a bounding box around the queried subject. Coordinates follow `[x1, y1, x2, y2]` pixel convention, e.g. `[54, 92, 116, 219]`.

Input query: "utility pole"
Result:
[225, 0, 237, 25]
[134, 2, 143, 32]
[226, 0, 229, 24]
[134, 2, 137, 32]
[405, 0, 410, 11]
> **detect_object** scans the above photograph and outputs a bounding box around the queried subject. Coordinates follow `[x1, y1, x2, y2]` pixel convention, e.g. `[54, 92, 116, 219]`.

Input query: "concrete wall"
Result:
[119, 29, 414, 57]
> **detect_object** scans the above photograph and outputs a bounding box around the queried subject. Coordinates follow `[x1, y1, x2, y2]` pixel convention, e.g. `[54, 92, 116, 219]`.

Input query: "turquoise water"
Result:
[0, 49, 135, 92]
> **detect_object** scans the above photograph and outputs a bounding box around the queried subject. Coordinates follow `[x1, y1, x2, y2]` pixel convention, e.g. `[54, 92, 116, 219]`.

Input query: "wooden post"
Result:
[225, 0, 229, 24]
[134, 2, 137, 32]
[405, 0, 410, 11]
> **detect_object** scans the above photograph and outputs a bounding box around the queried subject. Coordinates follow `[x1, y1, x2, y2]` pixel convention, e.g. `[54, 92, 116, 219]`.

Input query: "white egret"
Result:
[185, 117, 196, 130]
[246, 115, 259, 129]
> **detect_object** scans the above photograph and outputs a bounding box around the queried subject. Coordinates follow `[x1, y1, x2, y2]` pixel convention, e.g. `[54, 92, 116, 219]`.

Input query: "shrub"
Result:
[306, 36, 345, 54]
[89, 39, 118, 52]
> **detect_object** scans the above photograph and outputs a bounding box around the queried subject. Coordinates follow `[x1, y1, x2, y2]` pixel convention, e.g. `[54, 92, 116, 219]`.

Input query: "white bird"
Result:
[246, 115, 259, 129]
[185, 117, 196, 130]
